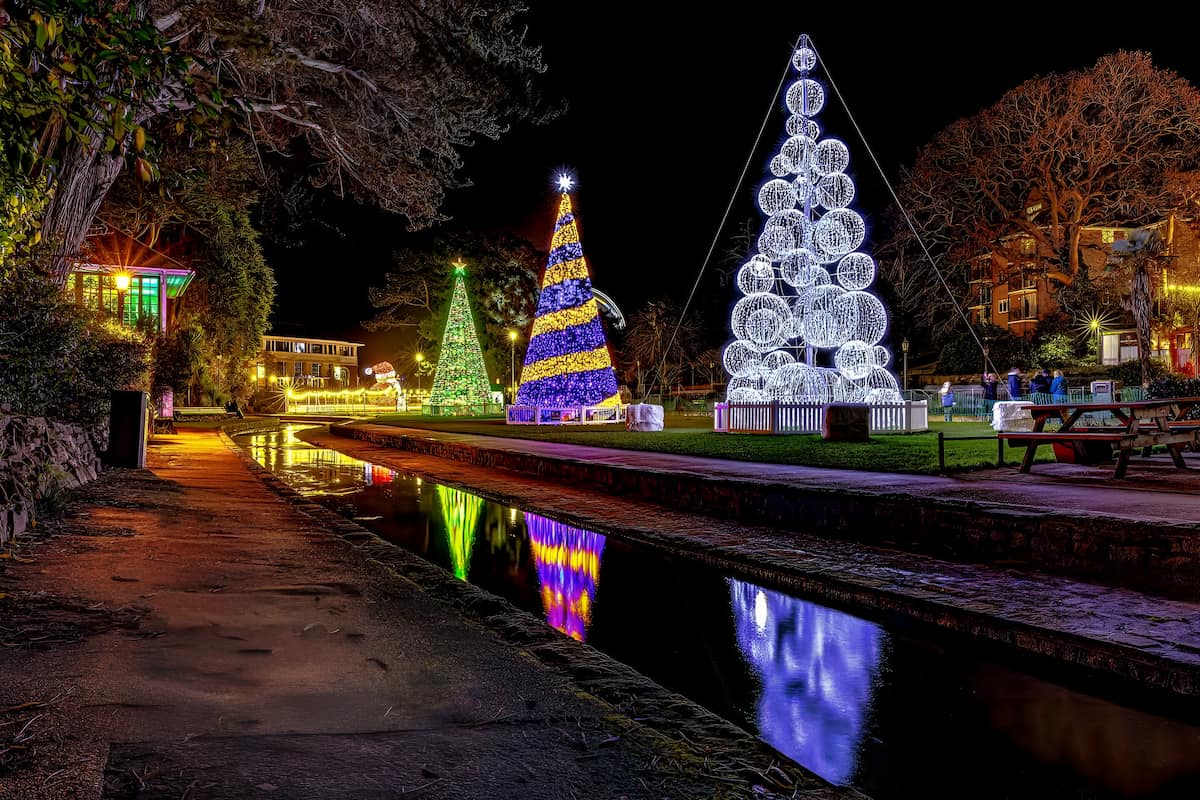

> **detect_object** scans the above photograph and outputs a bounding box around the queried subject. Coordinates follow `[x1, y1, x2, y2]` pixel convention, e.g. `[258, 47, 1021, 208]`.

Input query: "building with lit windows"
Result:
[66, 233, 195, 332]
[966, 211, 1199, 372]
[256, 335, 362, 388]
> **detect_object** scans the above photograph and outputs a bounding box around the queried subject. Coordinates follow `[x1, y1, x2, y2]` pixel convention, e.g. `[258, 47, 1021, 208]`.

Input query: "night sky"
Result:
[265, 10, 1200, 366]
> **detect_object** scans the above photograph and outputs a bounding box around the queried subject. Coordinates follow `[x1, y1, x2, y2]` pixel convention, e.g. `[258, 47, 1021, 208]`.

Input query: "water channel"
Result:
[239, 425, 1200, 799]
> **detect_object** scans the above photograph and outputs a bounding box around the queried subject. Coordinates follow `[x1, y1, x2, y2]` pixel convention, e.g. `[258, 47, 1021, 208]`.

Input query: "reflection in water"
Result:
[730, 579, 883, 786]
[525, 513, 605, 641]
[240, 427, 1200, 798]
[974, 664, 1200, 796]
[436, 486, 483, 580]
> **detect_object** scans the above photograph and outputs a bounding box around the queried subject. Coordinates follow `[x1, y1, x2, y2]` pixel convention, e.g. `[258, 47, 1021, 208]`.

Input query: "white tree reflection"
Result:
[730, 579, 884, 785]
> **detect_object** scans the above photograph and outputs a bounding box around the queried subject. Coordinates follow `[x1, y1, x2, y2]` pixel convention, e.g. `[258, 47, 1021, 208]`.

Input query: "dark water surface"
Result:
[240, 425, 1200, 799]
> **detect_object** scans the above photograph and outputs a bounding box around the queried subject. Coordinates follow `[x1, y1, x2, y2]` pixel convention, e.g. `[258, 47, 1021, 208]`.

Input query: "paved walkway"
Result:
[345, 424, 1200, 528]
[312, 425, 1200, 699]
[0, 431, 838, 800]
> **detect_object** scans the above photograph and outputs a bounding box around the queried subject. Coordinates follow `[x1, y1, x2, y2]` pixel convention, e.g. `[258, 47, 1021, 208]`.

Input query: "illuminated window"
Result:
[294, 342, 306, 353]
[1020, 238, 1036, 255]
[255, 364, 265, 380]
[1101, 229, 1115, 244]
[1025, 203, 1042, 220]
[998, 299, 1009, 314]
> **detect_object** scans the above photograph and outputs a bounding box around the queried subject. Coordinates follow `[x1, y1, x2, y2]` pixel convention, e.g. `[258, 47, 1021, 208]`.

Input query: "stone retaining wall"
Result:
[331, 423, 1200, 598]
[0, 413, 100, 544]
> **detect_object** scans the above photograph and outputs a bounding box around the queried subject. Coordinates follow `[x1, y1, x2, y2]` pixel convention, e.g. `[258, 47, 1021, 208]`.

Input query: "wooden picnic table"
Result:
[998, 396, 1200, 478]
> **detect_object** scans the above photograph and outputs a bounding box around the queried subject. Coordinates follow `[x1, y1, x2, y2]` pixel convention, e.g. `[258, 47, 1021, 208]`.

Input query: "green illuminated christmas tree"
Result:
[427, 261, 494, 409]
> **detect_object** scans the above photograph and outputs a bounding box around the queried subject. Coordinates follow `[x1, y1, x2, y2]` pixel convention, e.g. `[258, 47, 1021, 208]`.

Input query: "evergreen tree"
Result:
[427, 262, 493, 408]
[516, 180, 620, 408]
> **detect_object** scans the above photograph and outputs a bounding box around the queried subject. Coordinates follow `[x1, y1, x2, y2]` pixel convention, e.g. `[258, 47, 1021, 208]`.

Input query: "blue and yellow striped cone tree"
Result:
[516, 190, 620, 408]
[427, 262, 494, 409]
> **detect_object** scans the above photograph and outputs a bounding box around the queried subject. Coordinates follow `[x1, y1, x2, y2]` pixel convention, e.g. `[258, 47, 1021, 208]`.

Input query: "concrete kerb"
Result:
[215, 427, 855, 800]
[315, 423, 1200, 703]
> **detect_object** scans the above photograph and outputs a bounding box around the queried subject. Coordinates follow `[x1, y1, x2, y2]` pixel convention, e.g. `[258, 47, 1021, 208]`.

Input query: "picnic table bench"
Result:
[996, 397, 1200, 478]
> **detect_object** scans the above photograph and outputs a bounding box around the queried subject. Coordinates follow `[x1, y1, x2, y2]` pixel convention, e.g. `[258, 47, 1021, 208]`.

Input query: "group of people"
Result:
[939, 367, 1068, 422]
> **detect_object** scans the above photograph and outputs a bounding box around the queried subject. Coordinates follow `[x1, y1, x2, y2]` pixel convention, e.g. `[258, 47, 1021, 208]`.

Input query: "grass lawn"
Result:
[366, 413, 1048, 474]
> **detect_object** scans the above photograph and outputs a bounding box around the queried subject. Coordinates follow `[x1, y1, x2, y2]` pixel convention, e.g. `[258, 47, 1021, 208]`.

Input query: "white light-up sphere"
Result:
[723, 340, 764, 378]
[768, 210, 809, 245]
[860, 366, 900, 395]
[781, 135, 816, 174]
[792, 46, 817, 73]
[780, 249, 823, 288]
[757, 179, 797, 215]
[813, 138, 850, 175]
[800, 284, 848, 347]
[732, 293, 790, 351]
[727, 374, 760, 391]
[786, 115, 821, 140]
[785, 79, 825, 116]
[728, 386, 767, 403]
[813, 209, 866, 259]
[834, 340, 873, 380]
[757, 228, 794, 261]
[835, 252, 876, 291]
[867, 387, 903, 404]
[834, 290, 888, 345]
[736, 255, 774, 295]
[761, 349, 795, 371]
[767, 362, 828, 403]
[769, 155, 791, 178]
[817, 172, 855, 209]
[871, 345, 891, 368]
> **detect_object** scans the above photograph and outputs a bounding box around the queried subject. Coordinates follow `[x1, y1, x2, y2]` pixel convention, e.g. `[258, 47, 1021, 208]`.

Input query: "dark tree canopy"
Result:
[883, 51, 1200, 338]
[2, 0, 551, 280]
[367, 232, 542, 382]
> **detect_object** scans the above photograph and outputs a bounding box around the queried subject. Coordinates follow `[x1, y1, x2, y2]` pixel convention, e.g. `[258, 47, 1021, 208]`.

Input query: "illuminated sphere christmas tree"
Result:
[427, 260, 494, 411]
[724, 36, 899, 405]
[515, 176, 621, 409]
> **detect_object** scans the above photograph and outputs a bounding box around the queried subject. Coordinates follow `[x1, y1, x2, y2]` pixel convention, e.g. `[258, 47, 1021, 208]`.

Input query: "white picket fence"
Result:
[713, 401, 928, 434]
[506, 404, 627, 425]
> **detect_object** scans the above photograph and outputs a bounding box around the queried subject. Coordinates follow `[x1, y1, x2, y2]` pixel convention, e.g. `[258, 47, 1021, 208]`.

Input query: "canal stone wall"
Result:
[329, 423, 1200, 598]
[0, 412, 100, 545]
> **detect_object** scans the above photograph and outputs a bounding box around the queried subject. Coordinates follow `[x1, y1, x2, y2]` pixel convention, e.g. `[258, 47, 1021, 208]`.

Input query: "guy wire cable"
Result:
[646, 35, 801, 400]
[809, 36, 1000, 378]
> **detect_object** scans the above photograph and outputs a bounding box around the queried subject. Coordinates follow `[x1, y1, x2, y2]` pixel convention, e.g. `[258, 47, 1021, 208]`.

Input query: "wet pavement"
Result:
[0, 430, 835, 800]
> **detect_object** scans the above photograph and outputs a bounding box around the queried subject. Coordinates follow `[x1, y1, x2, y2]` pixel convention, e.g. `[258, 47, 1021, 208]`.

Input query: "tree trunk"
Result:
[1192, 321, 1200, 377]
[41, 136, 126, 285]
[1130, 261, 1153, 388]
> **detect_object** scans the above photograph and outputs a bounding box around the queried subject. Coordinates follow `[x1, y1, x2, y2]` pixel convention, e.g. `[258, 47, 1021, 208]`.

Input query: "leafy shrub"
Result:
[1147, 375, 1200, 418]
[0, 268, 150, 425]
[1109, 358, 1169, 389]
[938, 324, 1030, 375]
[1033, 333, 1076, 369]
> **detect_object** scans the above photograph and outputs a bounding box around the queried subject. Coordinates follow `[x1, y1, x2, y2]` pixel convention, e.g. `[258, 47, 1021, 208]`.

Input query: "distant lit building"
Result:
[257, 335, 362, 388]
[66, 233, 195, 332]
[966, 209, 1198, 372]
